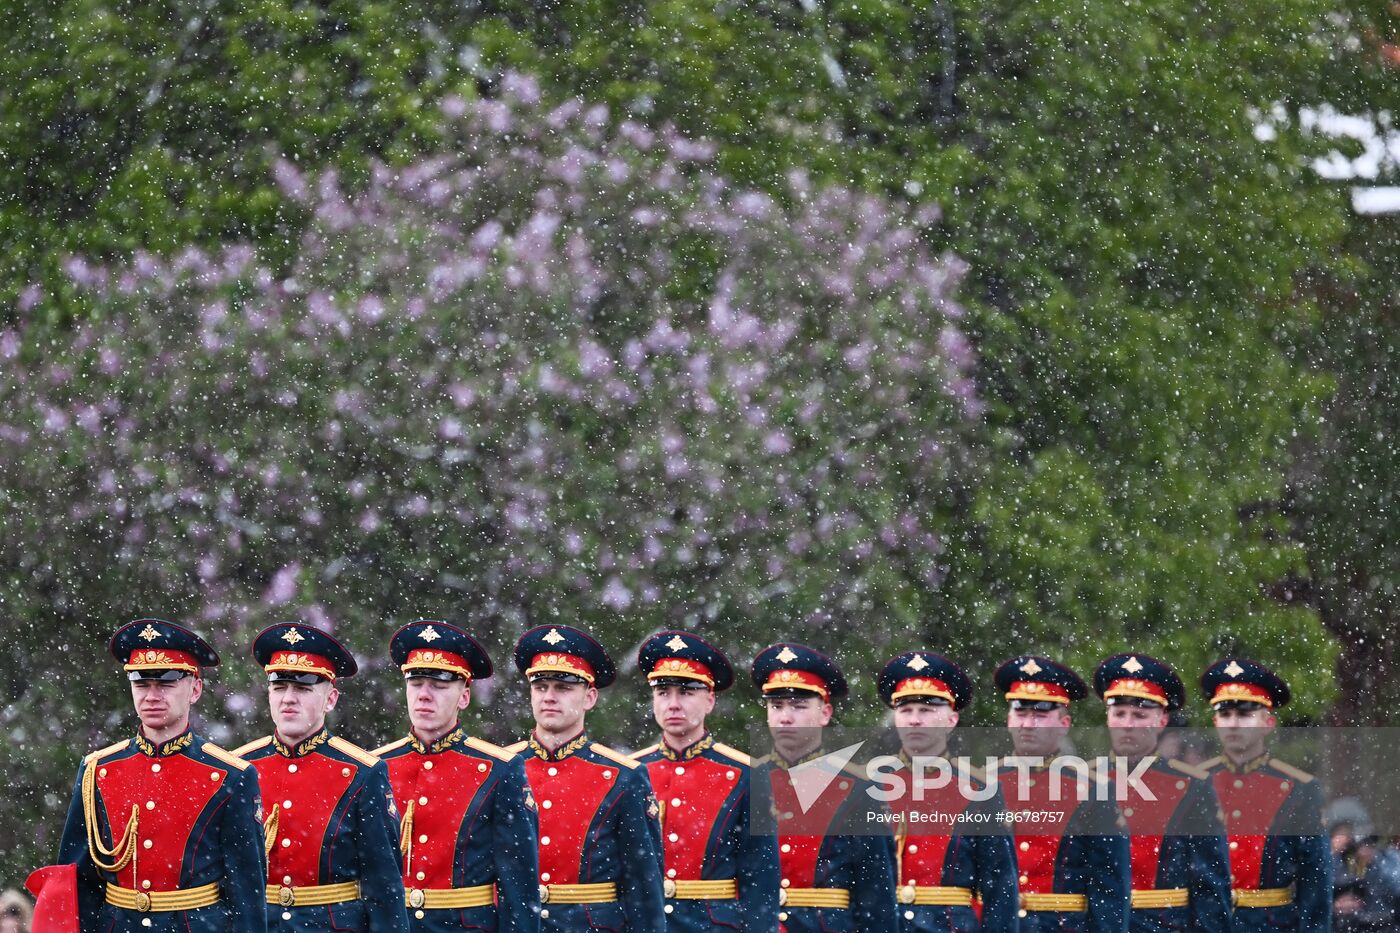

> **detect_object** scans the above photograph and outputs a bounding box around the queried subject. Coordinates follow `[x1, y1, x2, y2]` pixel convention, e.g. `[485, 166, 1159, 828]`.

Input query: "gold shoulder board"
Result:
[505, 740, 529, 754]
[85, 739, 131, 766]
[373, 737, 413, 757]
[231, 736, 273, 758]
[1269, 758, 1314, 783]
[711, 743, 751, 766]
[464, 736, 515, 763]
[202, 743, 251, 771]
[328, 736, 381, 768]
[589, 743, 642, 770]
[1166, 758, 1211, 781]
[630, 744, 661, 761]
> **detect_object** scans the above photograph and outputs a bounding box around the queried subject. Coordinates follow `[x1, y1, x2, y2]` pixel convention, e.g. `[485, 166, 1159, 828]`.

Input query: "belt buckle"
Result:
[778, 889, 788, 907]
[899, 884, 917, 904]
[539, 884, 550, 904]
[663, 879, 677, 898]
[134, 891, 152, 913]
[408, 889, 426, 909]
[278, 886, 296, 908]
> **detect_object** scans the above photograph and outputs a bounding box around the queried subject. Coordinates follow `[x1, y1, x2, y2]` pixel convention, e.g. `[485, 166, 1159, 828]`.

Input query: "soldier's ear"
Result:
[324, 685, 340, 711]
[189, 676, 204, 703]
[458, 685, 472, 712]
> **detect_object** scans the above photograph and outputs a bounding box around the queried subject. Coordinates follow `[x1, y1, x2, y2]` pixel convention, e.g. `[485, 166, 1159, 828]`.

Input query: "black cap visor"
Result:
[127, 669, 192, 683]
[268, 670, 329, 686]
[405, 669, 465, 683]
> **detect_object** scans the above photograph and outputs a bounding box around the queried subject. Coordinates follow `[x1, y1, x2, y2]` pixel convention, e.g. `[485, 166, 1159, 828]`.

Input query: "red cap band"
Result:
[1211, 681, 1274, 708]
[527, 652, 596, 684]
[762, 668, 829, 701]
[403, 648, 472, 680]
[125, 648, 200, 675]
[1005, 680, 1071, 704]
[266, 650, 337, 681]
[892, 676, 955, 705]
[647, 657, 715, 687]
[1105, 677, 1168, 706]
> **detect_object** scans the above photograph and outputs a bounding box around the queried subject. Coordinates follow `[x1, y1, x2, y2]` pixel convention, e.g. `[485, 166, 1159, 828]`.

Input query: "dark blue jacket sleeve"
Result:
[615, 765, 666, 933]
[1183, 778, 1232, 933]
[222, 764, 269, 933]
[973, 789, 1021, 933]
[851, 830, 899, 933]
[1086, 801, 1131, 933]
[733, 771, 781, 932]
[56, 761, 104, 933]
[493, 756, 542, 933]
[1294, 782, 1333, 933]
[359, 762, 410, 933]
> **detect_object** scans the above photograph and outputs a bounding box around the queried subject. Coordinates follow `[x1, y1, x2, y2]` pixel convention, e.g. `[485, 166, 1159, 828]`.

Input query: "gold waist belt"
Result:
[105, 882, 220, 912]
[898, 884, 974, 906]
[266, 880, 361, 908]
[1132, 888, 1190, 909]
[539, 882, 618, 904]
[406, 884, 495, 909]
[664, 879, 738, 899]
[1021, 892, 1089, 912]
[780, 887, 851, 908]
[1234, 888, 1293, 908]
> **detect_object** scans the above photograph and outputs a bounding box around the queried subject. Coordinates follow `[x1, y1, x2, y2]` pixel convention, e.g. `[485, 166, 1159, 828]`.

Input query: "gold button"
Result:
[603, 770, 613, 780]
[282, 838, 291, 848]
[151, 763, 161, 773]
[540, 909, 550, 920]
[779, 912, 789, 922]
[726, 770, 736, 780]
[676, 766, 685, 775]
[418, 834, 428, 844]
[664, 904, 674, 914]
[142, 839, 153, 849]
[283, 876, 292, 885]
[1280, 781, 1290, 791]
[478, 763, 487, 772]
[668, 833, 679, 842]
[141, 880, 151, 890]
[547, 767, 558, 776]
[210, 772, 221, 781]
[839, 781, 849, 790]
[1234, 779, 1244, 789]
[541, 873, 551, 883]
[289, 764, 298, 773]
[1230, 841, 1239, 850]
[543, 800, 553, 810]
[671, 797, 682, 807]
[907, 844, 918, 854]
[342, 768, 351, 777]
[1124, 808, 1134, 818]
[541, 836, 551, 845]
[667, 868, 677, 878]
[146, 801, 155, 810]
[416, 872, 425, 881]
[283, 799, 293, 809]
[415, 910, 425, 920]
[418, 796, 428, 806]
[1019, 910, 1028, 919]
[1232, 810, 1242, 819]
[99, 768, 107, 778]
[1176, 781, 1186, 790]
[1020, 841, 1030, 851]
[781, 844, 791, 853]
[781, 878, 791, 888]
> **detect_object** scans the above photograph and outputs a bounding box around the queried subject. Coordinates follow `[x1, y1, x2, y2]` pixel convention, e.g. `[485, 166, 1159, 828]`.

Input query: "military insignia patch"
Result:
[524, 791, 537, 811]
[419, 626, 441, 643]
[255, 803, 264, 823]
[647, 794, 662, 820]
[542, 628, 566, 646]
[138, 624, 161, 642]
[665, 635, 688, 652]
[281, 627, 305, 645]
[907, 654, 929, 671]
[1224, 660, 1245, 678]
[775, 646, 798, 664]
[1121, 656, 1144, 674]
[387, 793, 399, 820]
[1019, 658, 1043, 675]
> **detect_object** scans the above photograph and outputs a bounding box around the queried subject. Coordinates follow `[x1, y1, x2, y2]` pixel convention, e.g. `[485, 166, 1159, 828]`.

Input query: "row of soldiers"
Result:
[27, 617, 1332, 933]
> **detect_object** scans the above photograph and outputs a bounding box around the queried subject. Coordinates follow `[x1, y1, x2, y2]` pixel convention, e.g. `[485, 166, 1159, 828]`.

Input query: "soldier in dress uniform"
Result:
[630, 631, 781, 931]
[505, 624, 665, 932]
[876, 651, 1019, 933]
[373, 621, 540, 932]
[54, 618, 267, 932]
[994, 655, 1130, 933]
[232, 622, 408, 933]
[1198, 659, 1331, 933]
[750, 642, 899, 933]
[1092, 653, 1232, 933]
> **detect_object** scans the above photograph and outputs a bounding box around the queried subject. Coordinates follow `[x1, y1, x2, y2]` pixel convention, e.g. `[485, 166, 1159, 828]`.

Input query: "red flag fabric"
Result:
[25, 864, 79, 933]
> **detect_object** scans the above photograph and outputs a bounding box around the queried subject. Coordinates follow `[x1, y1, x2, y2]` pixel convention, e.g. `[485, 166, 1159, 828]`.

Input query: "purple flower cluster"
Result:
[0, 73, 978, 695]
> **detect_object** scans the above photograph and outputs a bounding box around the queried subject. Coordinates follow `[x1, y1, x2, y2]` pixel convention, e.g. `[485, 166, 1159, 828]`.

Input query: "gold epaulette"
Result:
[505, 740, 529, 754]
[328, 736, 380, 768]
[465, 736, 515, 762]
[231, 736, 272, 758]
[631, 744, 661, 760]
[373, 737, 412, 757]
[202, 743, 251, 771]
[589, 743, 641, 770]
[1197, 756, 1224, 772]
[1269, 758, 1314, 784]
[1167, 758, 1211, 781]
[85, 740, 131, 765]
[711, 742, 751, 766]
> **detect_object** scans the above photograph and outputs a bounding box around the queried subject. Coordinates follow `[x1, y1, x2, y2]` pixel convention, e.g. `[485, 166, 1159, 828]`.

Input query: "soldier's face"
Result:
[530, 679, 597, 736]
[1006, 706, 1071, 758]
[1212, 707, 1275, 758]
[269, 680, 338, 743]
[894, 700, 958, 756]
[130, 676, 202, 735]
[651, 684, 715, 742]
[1106, 703, 1168, 758]
[766, 695, 831, 760]
[406, 677, 470, 737]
